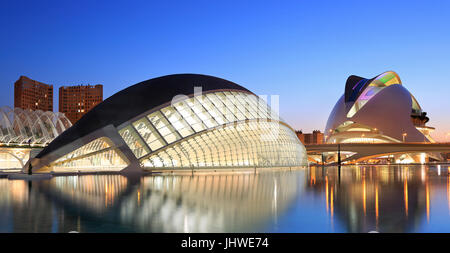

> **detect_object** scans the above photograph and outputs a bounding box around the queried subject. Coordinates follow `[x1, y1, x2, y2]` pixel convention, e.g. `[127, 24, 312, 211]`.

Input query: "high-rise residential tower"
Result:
[295, 130, 324, 145]
[14, 76, 53, 111]
[59, 84, 103, 124]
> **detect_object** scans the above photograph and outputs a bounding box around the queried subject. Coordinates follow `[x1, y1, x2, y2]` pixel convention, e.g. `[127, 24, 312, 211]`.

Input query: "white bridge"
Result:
[306, 142, 450, 163]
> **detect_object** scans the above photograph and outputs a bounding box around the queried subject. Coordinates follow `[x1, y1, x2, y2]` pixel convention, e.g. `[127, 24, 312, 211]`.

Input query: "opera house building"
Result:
[325, 71, 434, 144]
[323, 71, 439, 163]
[28, 74, 307, 173]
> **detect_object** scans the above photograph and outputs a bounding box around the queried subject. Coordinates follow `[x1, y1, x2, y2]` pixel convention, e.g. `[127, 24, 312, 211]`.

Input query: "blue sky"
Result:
[1, 0, 449, 140]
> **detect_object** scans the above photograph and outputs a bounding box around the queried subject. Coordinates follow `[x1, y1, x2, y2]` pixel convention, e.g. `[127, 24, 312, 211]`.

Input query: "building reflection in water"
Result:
[120, 170, 302, 232]
[40, 175, 129, 214]
[448, 170, 450, 215]
[0, 180, 29, 231]
[38, 169, 302, 232]
[306, 165, 450, 232]
[0, 179, 80, 232]
[2, 165, 450, 232]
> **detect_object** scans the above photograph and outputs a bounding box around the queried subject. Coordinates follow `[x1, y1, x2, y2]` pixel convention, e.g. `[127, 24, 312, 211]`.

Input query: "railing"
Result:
[306, 142, 450, 145]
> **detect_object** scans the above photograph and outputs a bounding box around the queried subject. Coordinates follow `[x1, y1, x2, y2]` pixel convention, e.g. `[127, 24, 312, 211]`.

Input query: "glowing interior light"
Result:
[420, 153, 426, 164]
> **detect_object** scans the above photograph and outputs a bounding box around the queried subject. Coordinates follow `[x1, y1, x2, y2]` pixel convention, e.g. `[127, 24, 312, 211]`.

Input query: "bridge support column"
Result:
[337, 144, 341, 166]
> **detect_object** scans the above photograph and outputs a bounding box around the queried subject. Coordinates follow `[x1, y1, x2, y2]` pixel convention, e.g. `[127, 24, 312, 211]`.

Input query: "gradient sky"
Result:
[1, 0, 449, 141]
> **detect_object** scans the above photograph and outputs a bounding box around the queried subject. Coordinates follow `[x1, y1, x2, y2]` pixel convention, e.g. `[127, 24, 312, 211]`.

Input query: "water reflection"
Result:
[37, 169, 302, 232]
[0, 179, 80, 232]
[40, 175, 129, 214]
[118, 171, 302, 232]
[305, 165, 450, 232]
[1, 165, 450, 232]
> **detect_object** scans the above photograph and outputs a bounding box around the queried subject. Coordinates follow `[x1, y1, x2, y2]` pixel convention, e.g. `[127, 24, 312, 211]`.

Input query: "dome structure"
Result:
[325, 71, 434, 144]
[30, 74, 307, 173]
[0, 106, 72, 146]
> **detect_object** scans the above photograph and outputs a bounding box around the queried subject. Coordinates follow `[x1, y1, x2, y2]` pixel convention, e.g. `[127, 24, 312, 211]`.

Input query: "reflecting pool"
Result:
[1, 165, 450, 232]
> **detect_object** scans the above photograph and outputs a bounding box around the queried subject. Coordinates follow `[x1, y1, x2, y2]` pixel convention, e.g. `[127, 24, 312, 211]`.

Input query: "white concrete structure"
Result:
[29, 74, 307, 173]
[325, 71, 434, 144]
[0, 107, 71, 170]
[0, 106, 71, 146]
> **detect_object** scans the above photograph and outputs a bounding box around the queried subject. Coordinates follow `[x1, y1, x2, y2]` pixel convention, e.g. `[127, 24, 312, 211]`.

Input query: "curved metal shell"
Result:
[325, 71, 431, 143]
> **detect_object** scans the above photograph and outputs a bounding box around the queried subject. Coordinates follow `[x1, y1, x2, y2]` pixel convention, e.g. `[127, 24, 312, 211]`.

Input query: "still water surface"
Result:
[1, 165, 450, 233]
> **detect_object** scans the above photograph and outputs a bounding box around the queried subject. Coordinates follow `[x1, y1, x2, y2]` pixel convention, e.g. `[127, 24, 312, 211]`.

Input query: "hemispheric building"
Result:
[325, 71, 434, 144]
[29, 74, 307, 173]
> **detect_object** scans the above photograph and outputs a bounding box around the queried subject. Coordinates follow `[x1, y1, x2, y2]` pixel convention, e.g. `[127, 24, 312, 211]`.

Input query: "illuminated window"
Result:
[50, 137, 128, 172]
[119, 126, 150, 158]
[132, 118, 165, 151]
[111, 91, 306, 169]
[160, 107, 194, 138]
[141, 121, 306, 168]
[147, 111, 181, 144]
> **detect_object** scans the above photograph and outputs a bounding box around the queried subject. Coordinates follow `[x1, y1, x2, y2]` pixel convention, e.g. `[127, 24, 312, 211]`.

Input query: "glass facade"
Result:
[117, 91, 306, 169]
[411, 94, 422, 114]
[50, 137, 128, 172]
[118, 126, 150, 158]
[132, 118, 166, 151]
[141, 120, 305, 168]
[0, 150, 29, 169]
[37, 90, 306, 173]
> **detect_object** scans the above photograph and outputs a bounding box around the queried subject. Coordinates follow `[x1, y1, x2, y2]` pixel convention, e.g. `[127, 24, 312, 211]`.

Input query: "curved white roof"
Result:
[325, 71, 432, 143]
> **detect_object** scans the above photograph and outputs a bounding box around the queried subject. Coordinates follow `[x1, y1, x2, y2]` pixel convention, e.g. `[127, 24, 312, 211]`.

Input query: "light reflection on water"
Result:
[0, 165, 450, 232]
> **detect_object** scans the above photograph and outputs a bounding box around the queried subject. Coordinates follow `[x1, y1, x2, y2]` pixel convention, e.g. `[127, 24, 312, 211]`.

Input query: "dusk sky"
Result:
[1, 0, 449, 141]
